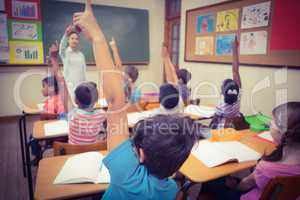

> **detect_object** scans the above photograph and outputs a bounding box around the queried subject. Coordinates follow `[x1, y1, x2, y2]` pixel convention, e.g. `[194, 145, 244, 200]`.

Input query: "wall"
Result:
[0, 0, 165, 116]
[179, 0, 300, 116]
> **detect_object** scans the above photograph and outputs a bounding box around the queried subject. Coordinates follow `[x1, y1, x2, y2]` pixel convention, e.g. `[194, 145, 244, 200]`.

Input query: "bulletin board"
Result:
[184, 0, 300, 67]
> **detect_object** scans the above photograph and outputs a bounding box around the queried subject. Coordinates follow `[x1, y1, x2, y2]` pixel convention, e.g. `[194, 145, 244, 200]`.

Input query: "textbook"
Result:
[54, 152, 110, 184]
[184, 105, 216, 118]
[192, 140, 261, 168]
[44, 120, 69, 137]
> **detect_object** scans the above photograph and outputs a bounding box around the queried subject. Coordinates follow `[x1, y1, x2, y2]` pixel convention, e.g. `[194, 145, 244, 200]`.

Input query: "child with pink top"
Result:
[202, 102, 300, 200]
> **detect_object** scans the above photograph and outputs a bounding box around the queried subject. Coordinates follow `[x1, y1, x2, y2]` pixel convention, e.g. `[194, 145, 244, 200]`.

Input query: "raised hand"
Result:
[65, 24, 73, 36]
[49, 40, 59, 59]
[73, 0, 101, 42]
[161, 43, 169, 58]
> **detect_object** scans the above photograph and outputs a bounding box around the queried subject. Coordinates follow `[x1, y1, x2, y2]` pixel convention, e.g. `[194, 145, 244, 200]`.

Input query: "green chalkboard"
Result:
[41, 0, 149, 64]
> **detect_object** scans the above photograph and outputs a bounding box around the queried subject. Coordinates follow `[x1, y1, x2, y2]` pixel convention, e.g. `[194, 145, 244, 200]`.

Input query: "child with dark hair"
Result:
[110, 38, 142, 103]
[59, 24, 87, 104]
[203, 102, 300, 200]
[210, 37, 242, 129]
[49, 42, 105, 145]
[72, 3, 200, 199]
[162, 44, 191, 105]
[41, 76, 65, 119]
[158, 83, 181, 114]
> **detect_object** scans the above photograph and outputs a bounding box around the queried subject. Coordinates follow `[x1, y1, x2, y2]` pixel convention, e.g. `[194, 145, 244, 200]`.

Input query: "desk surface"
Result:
[34, 152, 108, 200]
[179, 129, 275, 183]
[33, 120, 68, 140]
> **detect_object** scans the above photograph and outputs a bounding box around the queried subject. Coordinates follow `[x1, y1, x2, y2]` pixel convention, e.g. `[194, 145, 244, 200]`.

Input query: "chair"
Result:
[53, 141, 107, 156]
[259, 175, 300, 200]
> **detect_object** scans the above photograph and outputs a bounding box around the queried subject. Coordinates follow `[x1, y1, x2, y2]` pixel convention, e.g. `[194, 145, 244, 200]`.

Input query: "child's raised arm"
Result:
[161, 44, 179, 85]
[109, 37, 122, 68]
[59, 25, 73, 58]
[73, 0, 129, 152]
[232, 36, 241, 88]
[49, 42, 72, 112]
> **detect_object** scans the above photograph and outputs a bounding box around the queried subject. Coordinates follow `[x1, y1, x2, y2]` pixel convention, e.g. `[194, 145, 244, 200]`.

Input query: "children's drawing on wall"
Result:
[215, 34, 235, 55]
[196, 14, 214, 33]
[12, 0, 39, 19]
[240, 31, 267, 55]
[195, 36, 214, 55]
[9, 21, 42, 41]
[9, 41, 44, 64]
[216, 9, 239, 32]
[0, 13, 9, 63]
[241, 1, 271, 29]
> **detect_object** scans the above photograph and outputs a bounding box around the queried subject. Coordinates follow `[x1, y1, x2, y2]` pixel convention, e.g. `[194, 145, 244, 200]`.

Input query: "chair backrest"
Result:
[53, 141, 107, 156]
[260, 175, 300, 200]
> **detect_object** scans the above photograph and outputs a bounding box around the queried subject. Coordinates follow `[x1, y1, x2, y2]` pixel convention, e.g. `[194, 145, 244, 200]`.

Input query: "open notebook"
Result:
[54, 152, 110, 184]
[44, 120, 69, 137]
[192, 140, 261, 168]
[184, 105, 216, 118]
[127, 110, 158, 125]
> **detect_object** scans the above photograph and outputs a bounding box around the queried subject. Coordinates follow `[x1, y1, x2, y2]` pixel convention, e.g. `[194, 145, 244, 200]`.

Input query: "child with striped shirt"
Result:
[210, 37, 242, 129]
[49, 42, 105, 145]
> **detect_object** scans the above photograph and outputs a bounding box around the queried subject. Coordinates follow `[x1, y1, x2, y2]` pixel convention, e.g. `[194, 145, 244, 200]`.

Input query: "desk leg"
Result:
[23, 113, 34, 200]
[18, 115, 26, 177]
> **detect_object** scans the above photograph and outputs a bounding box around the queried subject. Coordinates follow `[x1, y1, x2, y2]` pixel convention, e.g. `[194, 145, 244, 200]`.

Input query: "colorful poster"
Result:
[0, 0, 4, 11]
[195, 36, 214, 55]
[240, 31, 268, 55]
[216, 9, 239, 32]
[9, 41, 44, 64]
[196, 14, 214, 33]
[12, 0, 39, 20]
[241, 1, 271, 29]
[8, 20, 42, 41]
[0, 13, 9, 63]
[216, 34, 235, 55]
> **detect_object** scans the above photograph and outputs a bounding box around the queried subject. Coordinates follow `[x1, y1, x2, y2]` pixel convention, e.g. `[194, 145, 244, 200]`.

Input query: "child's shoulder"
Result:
[256, 160, 300, 176]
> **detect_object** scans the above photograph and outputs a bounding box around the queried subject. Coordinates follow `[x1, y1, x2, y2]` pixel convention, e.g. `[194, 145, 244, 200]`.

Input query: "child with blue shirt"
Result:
[73, 2, 199, 199]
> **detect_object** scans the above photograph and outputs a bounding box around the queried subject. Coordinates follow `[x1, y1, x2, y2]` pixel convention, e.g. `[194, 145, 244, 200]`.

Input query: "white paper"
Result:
[0, 13, 9, 63]
[98, 98, 108, 108]
[213, 141, 261, 163]
[241, 1, 271, 29]
[54, 152, 110, 184]
[184, 105, 216, 118]
[11, 21, 38, 40]
[192, 140, 231, 168]
[257, 131, 274, 143]
[44, 120, 69, 137]
[240, 31, 267, 55]
[127, 110, 158, 125]
[37, 103, 44, 111]
[192, 140, 261, 168]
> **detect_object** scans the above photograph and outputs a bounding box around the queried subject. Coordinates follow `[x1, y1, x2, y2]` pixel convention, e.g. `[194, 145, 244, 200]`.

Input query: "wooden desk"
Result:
[32, 120, 68, 140]
[34, 153, 108, 200]
[180, 129, 275, 183]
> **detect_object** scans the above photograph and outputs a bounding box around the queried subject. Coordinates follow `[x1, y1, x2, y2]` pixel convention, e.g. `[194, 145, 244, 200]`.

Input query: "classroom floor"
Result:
[0, 116, 97, 200]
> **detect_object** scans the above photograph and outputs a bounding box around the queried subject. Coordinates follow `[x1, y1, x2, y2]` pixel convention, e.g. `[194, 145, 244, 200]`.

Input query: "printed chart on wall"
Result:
[185, 0, 300, 67]
[8, 20, 42, 41]
[0, 13, 9, 63]
[9, 41, 44, 64]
